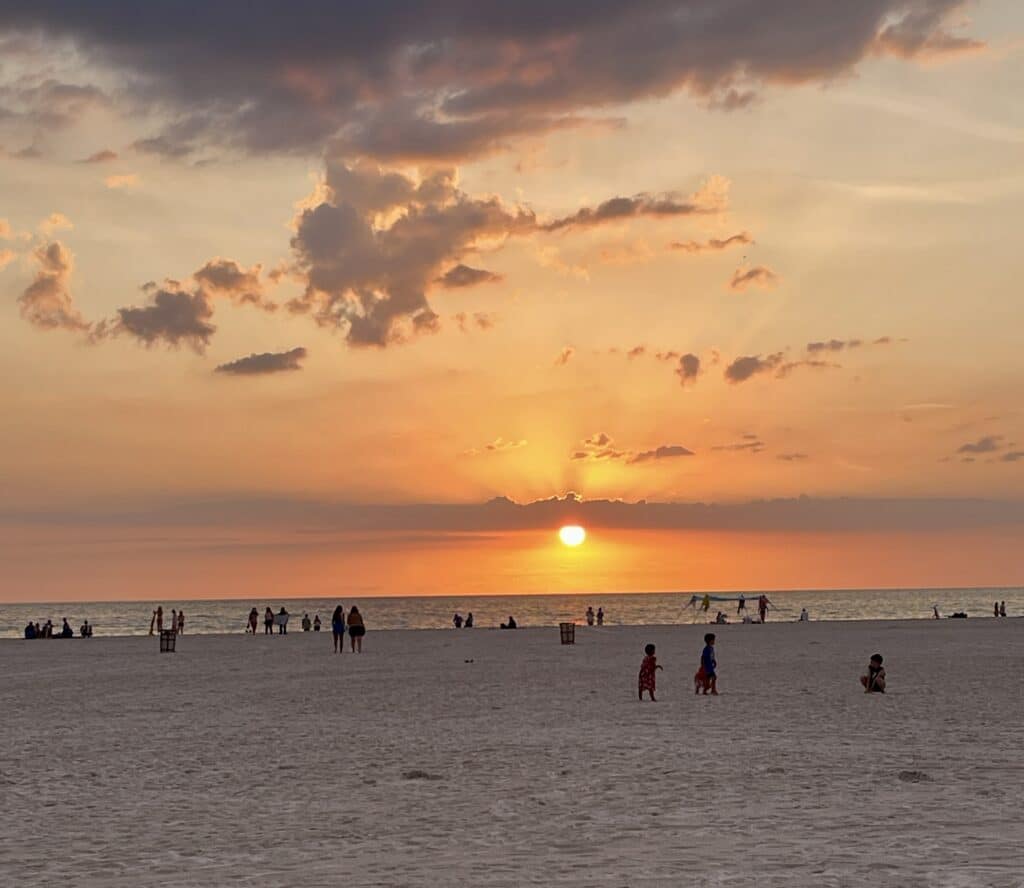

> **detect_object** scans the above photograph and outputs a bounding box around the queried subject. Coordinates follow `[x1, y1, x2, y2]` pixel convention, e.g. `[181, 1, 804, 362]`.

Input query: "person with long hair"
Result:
[331, 605, 346, 653]
[347, 606, 365, 653]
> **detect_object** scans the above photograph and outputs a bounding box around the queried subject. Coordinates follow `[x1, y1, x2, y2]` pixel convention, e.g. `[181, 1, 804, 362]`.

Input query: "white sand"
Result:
[2, 619, 1022, 887]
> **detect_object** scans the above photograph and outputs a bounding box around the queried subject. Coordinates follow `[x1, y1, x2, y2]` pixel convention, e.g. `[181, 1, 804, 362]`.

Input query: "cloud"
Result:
[289, 155, 535, 347]
[98, 286, 216, 352]
[80, 149, 117, 163]
[675, 353, 701, 387]
[713, 434, 766, 454]
[626, 345, 646, 360]
[554, 346, 575, 366]
[1001, 451, 1024, 463]
[0, 248, 14, 269]
[957, 436, 1002, 455]
[193, 257, 276, 311]
[463, 437, 528, 456]
[806, 336, 898, 353]
[17, 241, 90, 331]
[453, 311, 497, 332]
[215, 347, 307, 376]
[434, 264, 503, 289]
[728, 265, 779, 291]
[777, 453, 809, 461]
[542, 178, 727, 232]
[38, 212, 72, 235]
[671, 231, 753, 253]
[0, 218, 11, 239]
[626, 444, 694, 464]
[104, 173, 139, 189]
[724, 353, 785, 383]
[571, 433, 693, 465]
[0, 2, 980, 160]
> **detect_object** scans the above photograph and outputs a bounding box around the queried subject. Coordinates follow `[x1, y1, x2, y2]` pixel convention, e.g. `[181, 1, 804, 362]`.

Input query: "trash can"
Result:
[160, 629, 177, 652]
[559, 622, 575, 645]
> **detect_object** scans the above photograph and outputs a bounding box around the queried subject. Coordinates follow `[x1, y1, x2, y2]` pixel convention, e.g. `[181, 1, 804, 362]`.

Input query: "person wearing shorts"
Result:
[347, 606, 366, 653]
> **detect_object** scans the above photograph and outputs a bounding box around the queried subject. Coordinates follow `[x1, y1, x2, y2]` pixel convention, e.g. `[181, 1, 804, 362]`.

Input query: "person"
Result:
[264, 607, 274, 635]
[933, 605, 940, 620]
[171, 609, 177, 634]
[737, 593, 746, 615]
[331, 605, 346, 653]
[177, 611, 185, 634]
[700, 593, 711, 615]
[80, 620, 92, 637]
[638, 643, 663, 702]
[248, 607, 259, 634]
[24, 621, 36, 639]
[59, 618, 74, 638]
[313, 614, 321, 632]
[347, 606, 366, 652]
[1000, 601, 1007, 618]
[861, 653, 886, 693]
[35, 622, 43, 638]
[43, 619, 53, 638]
[156, 606, 164, 634]
[585, 606, 595, 626]
[596, 607, 604, 626]
[464, 612, 474, 628]
[452, 613, 464, 629]
[799, 608, 809, 622]
[994, 601, 999, 618]
[500, 616, 517, 629]
[277, 607, 289, 635]
[302, 613, 312, 632]
[714, 610, 727, 625]
[149, 610, 157, 635]
[695, 633, 718, 695]
[758, 594, 772, 623]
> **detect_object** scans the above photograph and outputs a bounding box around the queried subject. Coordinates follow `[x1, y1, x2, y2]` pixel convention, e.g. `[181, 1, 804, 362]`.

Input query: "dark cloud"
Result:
[18, 240, 90, 332]
[572, 433, 692, 464]
[807, 338, 862, 353]
[434, 263, 503, 289]
[670, 231, 752, 253]
[194, 257, 276, 311]
[723, 352, 784, 383]
[957, 436, 1002, 455]
[675, 353, 701, 386]
[627, 345, 646, 360]
[542, 180, 725, 232]
[453, 311, 497, 332]
[713, 434, 765, 454]
[100, 286, 216, 352]
[626, 444, 694, 464]
[0, 3, 978, 159]
[777, 453, 809, 461]
[1001, 451, 1024, 463]
[289, 156, 535, 347]
[79, 148, 118, 163]
[728, 264, 779, 291]
[214, 347, 307, 376]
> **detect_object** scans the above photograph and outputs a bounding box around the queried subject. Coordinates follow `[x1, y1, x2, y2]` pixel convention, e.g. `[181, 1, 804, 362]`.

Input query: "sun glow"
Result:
[559, 525, 586, 547]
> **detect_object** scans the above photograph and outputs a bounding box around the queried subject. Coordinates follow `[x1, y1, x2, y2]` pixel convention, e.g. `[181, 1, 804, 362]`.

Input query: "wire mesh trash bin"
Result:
[160, 629, 177, 652]
[559, 622, 575, 644]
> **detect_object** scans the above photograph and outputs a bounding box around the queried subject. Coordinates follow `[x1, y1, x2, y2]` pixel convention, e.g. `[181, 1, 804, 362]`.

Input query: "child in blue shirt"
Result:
[696, 632, 718, 695]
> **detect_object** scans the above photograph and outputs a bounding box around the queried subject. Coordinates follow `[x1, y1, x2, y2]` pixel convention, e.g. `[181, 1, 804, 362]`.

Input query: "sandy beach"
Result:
[2, 619, 1022, 887]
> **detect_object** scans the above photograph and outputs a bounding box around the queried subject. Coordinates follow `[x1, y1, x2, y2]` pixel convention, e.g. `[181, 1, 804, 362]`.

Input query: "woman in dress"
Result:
[347, 606, 365, 653]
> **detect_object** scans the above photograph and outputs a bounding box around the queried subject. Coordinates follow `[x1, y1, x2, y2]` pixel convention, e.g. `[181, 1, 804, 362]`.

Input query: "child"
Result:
[638, 643, 663, 701]
[860, 653, 886, 693]
[695, 633, 718, 695]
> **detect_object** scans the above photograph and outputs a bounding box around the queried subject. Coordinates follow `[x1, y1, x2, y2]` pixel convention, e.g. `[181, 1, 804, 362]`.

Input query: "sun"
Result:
[559, 525, 586, 547]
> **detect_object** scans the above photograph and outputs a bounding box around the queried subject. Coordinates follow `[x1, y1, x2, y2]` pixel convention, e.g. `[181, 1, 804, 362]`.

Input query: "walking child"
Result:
[638, 643, 663, 701]
[694, 632, 718, 695]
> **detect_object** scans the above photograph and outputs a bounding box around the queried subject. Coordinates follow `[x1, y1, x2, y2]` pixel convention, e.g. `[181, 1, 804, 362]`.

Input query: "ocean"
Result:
[1, 586, 1020, 638]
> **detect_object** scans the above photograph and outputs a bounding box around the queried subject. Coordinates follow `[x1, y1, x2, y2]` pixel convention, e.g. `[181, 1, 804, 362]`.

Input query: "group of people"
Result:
[993, 601, 1009, 618]
[639, 635, 887, 701]
[584, 606, 605, 626]
[148, 606, 185, 635]
[24, 617, 91, 639]
[451, 612, 475, 629]
[248, 606, 292, 635]
[330, 605, 366, 652]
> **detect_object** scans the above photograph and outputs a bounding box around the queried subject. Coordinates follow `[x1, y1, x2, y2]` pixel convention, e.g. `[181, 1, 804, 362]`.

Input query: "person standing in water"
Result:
[1000, 601, 1007, 617]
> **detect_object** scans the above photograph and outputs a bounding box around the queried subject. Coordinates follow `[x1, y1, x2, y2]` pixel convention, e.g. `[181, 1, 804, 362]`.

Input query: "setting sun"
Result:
[559, 525, 586, 547]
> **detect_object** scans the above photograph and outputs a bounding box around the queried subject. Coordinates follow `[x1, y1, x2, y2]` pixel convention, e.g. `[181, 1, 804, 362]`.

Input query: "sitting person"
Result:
[714, 610, 727, 624]
[500, 616, 518, 629]
[464, 612, 474, 628]
[59, 618, 74, 638]
[24, 621, 37, 639]
[860, 653, 886, 693]
[799, 608, 809, 622]
[80, 620, 92, 637]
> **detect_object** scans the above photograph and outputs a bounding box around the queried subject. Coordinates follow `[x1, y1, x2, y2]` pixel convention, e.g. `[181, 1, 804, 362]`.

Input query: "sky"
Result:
[2, 1, 1024, 601]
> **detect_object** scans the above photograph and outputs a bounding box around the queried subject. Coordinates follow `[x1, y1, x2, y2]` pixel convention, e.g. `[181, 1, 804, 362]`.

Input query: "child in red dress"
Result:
[638, 643, 663, 701]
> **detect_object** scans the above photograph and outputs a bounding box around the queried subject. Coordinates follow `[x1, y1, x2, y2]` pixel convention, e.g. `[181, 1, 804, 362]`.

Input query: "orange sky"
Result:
[2, 2, 1024, 600]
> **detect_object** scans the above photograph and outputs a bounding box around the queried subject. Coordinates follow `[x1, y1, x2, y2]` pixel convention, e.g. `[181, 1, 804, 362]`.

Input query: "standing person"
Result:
[264, 607, 274, 634]
[277, 607, 289, 635]
[698, 633, 718, 695]
[248, 607, 259, 634]
[758, 595, 772, 623]
[585, 606, 595, 626]
[737, 593, 746, 615]
[860, 654, 886, 693]
[596, 607, 604, 626]
[171, 610, 177, 634]
[302, 613, 312, 632]
[637, 644, 663, 702]
[156, 607, 164, 634]
[313, 614, 321, 632]
[452, 613, 464, 629]
[933, 605, 940, 620]
[149, 611, 157, 635]
[1000, 601, 1007, 618]
[331, 605, 346, 653]
[994, 601, 999, 618]
[347, 606, 366, 653]
[177, 610, 185, 634]
[464, 612, 474, 628]
[700, 593, 711, 616]
[799, 608, 809, 622]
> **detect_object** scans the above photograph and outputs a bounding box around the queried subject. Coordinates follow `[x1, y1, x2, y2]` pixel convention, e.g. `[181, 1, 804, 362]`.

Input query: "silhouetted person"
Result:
[585, 606, 595, 626]
[501, 616, 517, 629]
[59, 618, 73, 638]
[248, 607, 259, 634]
[1000, 601, 1007, 617]
[264, 607, 274, 634]
[313, 614, 321, 631]
[596, 608, 604, 626]
[347, 606, 365, 652]
[24, 622, 36, 639]
[464, 612, 474, 628]
[453, 613, 464, 629]
[302, 613, 312, 631]
[277, 607, 289, 634]
[177, 611, 185, 634]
